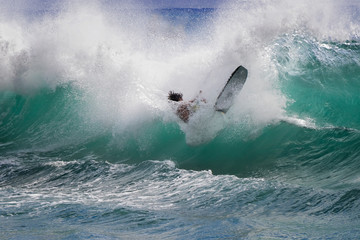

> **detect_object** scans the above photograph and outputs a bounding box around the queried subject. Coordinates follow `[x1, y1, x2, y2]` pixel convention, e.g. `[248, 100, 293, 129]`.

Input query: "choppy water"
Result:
[1, 0, 360, 239]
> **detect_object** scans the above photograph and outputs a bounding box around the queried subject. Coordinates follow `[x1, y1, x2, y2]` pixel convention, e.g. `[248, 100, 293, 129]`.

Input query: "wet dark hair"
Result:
[168, 91, 183, 102]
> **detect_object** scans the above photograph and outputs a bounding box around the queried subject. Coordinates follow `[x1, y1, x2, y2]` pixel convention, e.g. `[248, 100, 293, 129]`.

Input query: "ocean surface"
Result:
[1, 1, 360, 239]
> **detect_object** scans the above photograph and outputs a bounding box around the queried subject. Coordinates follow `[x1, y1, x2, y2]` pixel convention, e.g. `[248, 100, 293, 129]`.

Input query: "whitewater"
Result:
[1, 0, 360, 239]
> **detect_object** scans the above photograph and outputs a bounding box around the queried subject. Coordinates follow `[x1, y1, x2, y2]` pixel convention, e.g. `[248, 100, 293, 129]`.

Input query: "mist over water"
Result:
[1, 0, 285, 129]
[1, 0, 360, 239]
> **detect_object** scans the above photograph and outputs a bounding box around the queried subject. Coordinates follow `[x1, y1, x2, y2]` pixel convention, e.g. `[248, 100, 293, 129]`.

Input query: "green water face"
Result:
[275, 35, 360, 129]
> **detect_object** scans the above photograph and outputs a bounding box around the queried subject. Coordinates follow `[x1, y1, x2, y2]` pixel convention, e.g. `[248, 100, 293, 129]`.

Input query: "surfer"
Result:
[168, 90, 206, 122]
[168, 65, 247, 122]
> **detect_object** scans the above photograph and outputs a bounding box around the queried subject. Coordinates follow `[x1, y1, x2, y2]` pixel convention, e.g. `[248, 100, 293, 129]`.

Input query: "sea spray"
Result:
[1, 1, 360, 238]
[1, 0, 288, 140]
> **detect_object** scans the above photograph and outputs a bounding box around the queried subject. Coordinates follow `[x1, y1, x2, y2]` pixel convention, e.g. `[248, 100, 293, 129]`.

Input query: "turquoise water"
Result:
[1, 1, 360, 239]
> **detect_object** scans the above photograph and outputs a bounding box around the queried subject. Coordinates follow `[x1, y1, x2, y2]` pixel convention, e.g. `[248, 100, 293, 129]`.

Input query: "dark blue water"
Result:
[1, 1, 360, 239]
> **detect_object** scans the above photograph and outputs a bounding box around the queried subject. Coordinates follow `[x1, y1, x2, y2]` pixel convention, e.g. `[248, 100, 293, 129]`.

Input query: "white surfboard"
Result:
[214, 65, 248, 113]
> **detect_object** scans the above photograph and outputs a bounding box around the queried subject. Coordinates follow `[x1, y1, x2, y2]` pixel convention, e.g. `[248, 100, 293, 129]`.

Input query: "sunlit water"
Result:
[1, 1, 360, 239]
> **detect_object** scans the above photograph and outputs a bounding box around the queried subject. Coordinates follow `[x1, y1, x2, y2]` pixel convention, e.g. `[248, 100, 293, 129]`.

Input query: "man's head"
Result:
[168, 91, 183, 102]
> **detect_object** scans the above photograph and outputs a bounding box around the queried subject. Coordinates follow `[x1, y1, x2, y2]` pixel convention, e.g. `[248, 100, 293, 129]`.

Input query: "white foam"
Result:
[282, 116, 317, 129]
[0, 0, 358, 138]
